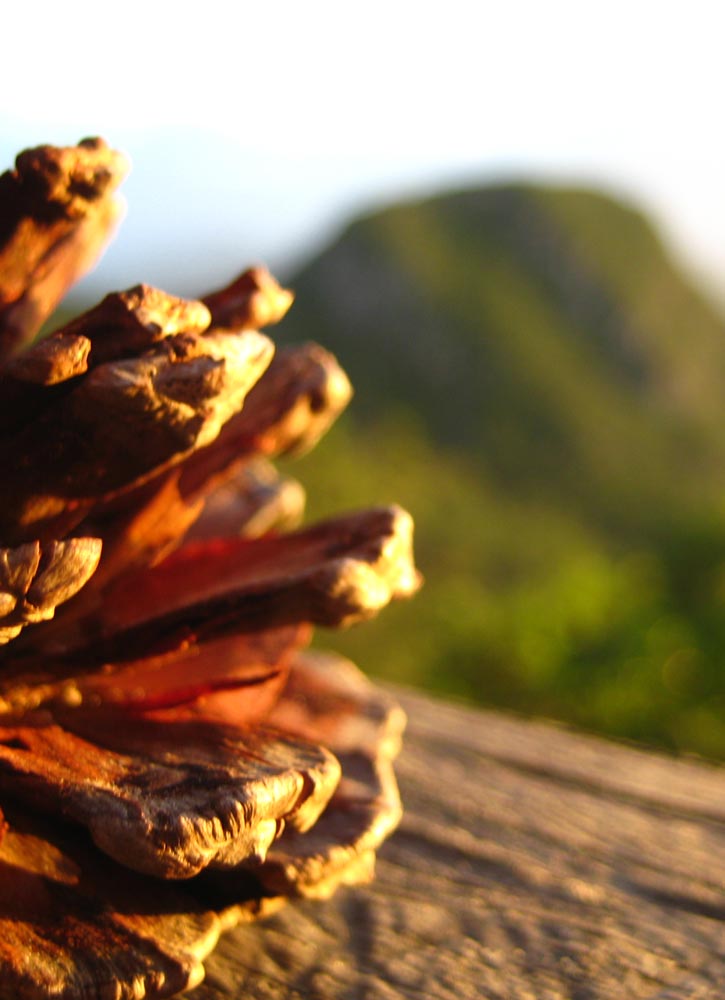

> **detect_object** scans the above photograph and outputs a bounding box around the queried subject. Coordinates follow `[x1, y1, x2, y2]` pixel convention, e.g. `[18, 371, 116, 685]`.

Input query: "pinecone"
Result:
[0, 139, 420, 999]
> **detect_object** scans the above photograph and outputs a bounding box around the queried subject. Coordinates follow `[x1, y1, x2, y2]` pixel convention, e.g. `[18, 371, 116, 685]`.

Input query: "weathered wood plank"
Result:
[193, 687, 725, 999]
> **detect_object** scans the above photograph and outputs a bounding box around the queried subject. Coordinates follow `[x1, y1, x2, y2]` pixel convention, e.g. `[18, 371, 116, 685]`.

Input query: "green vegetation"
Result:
[276, 183, 725, 760]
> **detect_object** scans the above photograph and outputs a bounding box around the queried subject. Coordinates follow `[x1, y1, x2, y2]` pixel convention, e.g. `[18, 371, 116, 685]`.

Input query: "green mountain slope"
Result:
[274, 184, 725, 758]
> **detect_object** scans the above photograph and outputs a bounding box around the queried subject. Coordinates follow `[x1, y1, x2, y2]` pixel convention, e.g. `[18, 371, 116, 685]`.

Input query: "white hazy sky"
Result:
[2, 1, 725, 301]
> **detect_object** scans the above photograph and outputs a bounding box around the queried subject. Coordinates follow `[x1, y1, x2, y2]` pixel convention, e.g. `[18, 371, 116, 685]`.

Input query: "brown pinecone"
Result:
[0, 139, 420, 999]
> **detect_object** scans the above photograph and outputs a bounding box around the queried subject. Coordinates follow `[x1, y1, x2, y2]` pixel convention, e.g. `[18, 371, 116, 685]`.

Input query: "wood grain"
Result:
[193, 687, 725, 999]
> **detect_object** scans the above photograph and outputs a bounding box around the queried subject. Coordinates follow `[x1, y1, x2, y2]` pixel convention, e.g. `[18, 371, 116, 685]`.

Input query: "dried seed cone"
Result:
[0, 140, 420, 1000]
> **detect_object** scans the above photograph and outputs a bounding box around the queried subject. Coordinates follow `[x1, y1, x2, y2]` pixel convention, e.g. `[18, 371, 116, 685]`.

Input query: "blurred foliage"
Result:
[276, 183, 725, 761]
[283, 414, 725, 760]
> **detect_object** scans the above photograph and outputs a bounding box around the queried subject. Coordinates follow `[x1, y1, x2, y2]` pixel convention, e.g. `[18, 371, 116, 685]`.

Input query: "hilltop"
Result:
[273, 183, 725, 758]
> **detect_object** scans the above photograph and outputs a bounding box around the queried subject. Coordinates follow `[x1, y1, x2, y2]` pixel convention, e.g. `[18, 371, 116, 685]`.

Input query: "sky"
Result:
[2, 1, 725, 304]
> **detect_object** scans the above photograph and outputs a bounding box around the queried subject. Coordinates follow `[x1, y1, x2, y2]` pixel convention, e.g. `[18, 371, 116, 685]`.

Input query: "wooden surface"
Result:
[193, 686, 725, 999]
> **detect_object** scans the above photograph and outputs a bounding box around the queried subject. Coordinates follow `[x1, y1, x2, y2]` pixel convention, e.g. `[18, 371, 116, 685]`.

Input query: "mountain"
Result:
[273, 183, 725, 759]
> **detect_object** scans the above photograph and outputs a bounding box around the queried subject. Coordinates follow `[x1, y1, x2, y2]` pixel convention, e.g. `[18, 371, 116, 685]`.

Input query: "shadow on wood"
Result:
[195, 687, 725, 999]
